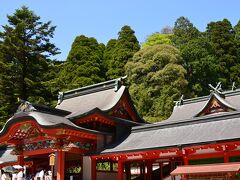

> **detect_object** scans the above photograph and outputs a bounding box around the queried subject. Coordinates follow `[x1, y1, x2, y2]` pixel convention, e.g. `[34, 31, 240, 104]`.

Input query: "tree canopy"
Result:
[142, 33, 173, 48]
[172, 16, 199, 49]
[125, 44, 188, 122]
[0, 7, 240, 125]
[0, 6, 59, 124]
[105, 25, 140, 79]
[57, 35, 105, 90]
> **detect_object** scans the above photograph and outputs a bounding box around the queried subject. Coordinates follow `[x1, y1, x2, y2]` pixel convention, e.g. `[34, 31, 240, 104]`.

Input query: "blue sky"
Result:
[1, 0, 240, 60]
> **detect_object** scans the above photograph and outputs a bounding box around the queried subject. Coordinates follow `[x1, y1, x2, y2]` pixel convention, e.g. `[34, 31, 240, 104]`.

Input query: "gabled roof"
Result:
[195, 92, 236, 117]
[56, 77, 144, 123]
[61, 86, 125, 118]
[166, 89, 240, 122]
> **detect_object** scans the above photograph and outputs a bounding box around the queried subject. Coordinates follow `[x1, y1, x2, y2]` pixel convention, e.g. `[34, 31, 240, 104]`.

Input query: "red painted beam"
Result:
[63, 147, 87, 154]
[23, 148, 54, 156]
[74, 114, 116, 126]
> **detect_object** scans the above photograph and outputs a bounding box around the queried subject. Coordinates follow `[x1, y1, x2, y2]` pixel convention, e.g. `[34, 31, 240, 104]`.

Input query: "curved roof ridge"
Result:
[56, 86, 126, 116]
[58, 76, 127, 104]
[0, 111, 108, 136]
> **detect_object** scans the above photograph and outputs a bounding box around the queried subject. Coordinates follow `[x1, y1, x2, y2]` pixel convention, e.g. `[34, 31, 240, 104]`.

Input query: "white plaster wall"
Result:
[82, 156, 92, 180]
[97, 171, 126, 180]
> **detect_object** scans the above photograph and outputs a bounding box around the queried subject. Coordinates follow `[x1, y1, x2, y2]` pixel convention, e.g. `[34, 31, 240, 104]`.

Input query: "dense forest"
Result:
[0, 7, 240, 125]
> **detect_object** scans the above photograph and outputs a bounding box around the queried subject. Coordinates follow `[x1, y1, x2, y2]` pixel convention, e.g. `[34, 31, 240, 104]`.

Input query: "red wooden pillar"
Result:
[118, 160, 124, 180]
[183, 156, 188, 165]
[146, 161, 152, 180]
[224, 152, 229, 163]
[17, 155, 24, 167]
[159, 162, 163, 180]
[91, 158, 96, 180]
[56, 150, 65, 180]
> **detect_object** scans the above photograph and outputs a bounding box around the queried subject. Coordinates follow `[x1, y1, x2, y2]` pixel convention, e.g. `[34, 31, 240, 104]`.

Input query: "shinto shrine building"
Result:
[0, 77, 240, 179]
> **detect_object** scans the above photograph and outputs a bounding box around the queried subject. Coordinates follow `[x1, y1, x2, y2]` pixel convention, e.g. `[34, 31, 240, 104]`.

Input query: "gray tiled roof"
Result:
[0, 111, 106, 136]
[101, 111, 240, 154]
[0, 148, 16, 164]
[59, 86, 126, 118]
[56, 79, 144, 122]
[56, 78, 126, 117]
[101, 89, 240, 154]
[166, 90, 240, 122]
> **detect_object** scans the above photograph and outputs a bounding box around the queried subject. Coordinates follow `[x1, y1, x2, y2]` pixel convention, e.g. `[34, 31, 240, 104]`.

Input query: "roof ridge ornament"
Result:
[16, 99, 36, 113]
[232, 82, 236, 91]
[208, 82, 223, 96]
[114, 76, 127, 91]
[57, 92, 64, 105]
[175, 95, 184, 106]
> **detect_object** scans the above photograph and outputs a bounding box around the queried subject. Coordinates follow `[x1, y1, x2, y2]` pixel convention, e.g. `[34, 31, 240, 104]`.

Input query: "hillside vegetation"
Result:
[1, 7, 240, 124]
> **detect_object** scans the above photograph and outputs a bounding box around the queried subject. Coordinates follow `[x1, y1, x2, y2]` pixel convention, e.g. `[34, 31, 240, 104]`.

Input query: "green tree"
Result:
[43, 60, 65, 106]
[58, 35, 105, 90]
[206, 19, 238, 87]
[0, 6, 59, 124]
[232, 20, 240, 85]
[142, 33, 173, 48]
[106, 25, 140, 79]
[102, 39, 117, 78]
[172, 16, 199, 49]
[180, 36, 219, 96]
[125, 44, 188, 122]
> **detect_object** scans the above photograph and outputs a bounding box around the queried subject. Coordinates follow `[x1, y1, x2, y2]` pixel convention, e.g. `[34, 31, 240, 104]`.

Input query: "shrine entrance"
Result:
[0, 113, 101, 180]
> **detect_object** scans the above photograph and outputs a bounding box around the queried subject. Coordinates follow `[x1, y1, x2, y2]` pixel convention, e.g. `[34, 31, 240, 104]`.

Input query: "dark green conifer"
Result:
[106, 25, 140, 79]
[0, 6, 59, 124]
[58, 35, 105, 90]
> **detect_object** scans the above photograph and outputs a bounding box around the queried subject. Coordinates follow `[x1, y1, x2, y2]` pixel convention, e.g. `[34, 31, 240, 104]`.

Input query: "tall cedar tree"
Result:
[105, 25, 140, 79]
[58, 35, 105, 90]
[172, 17, 199, 49]
[0, 6, 59, 124]
[172, 17, 208, 96]
[232, 20, 240, 85]
[206, 19, 238, 87]
[102, 39, 117, 79]
[125, 44, 188, 122]
[180, 36, 219, 96]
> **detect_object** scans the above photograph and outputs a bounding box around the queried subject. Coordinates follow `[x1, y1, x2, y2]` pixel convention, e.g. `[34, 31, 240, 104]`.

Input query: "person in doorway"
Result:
[38, 169, 45, 180]
[11, 172, 17, 180]
[1, 170, 11, 180]
[16, 169, 23, 180]
[1, 170, 10, 180]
